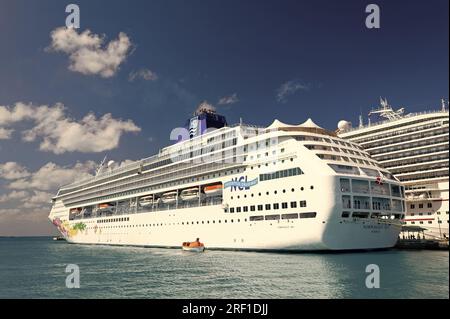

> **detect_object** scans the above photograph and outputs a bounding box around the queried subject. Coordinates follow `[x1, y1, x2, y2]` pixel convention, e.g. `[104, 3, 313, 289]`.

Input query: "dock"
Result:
[395, 239, 449, 250]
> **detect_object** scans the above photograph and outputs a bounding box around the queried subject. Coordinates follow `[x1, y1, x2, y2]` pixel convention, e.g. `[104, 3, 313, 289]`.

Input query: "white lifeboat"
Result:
[139, 195, 154, 207]
[161, 191, 178, 204]
[180, 188, 201, 201]
[204, 183, 223, 196]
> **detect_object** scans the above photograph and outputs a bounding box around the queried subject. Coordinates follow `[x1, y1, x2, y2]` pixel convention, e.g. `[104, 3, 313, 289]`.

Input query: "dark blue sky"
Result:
[1, 0, 448, 169]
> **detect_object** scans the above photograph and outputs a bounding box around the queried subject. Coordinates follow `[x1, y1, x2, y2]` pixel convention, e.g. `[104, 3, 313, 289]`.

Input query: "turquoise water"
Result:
[0, 237, 448, 298]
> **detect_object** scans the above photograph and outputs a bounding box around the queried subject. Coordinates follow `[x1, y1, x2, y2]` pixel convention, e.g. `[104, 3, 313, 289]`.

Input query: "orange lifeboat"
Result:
[182, 238, 205, 252]
[98, 203, 114, 210]
[204, 183, 223, 196]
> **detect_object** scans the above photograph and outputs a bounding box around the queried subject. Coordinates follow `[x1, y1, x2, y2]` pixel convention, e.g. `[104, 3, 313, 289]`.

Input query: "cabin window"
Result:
[354, 196, 370, 210]
[265, 204, 271, 210]
[236, 207, 241, 213]
[290, 201, 297, 208]
[250, 205, 256, 212]
[352, 212, 369, 218]
[342, 195, 351, 209]
[340, 178, 351, 192]
[341, 211, 350, 218]
[370, 181, 390, 196]
[392, 199, 402, 212]
[281, 213, 298, 220]
[230, 208, 235, 213]
[352, 179, 369, 194]
[257, 205, 263, 211]
[391, 185, 401, 197]
[300, 212, 317, 219]
[372, 197, 391, 211]
[273, 203, 279, 210]
[300, 200, 307, 208]
[282, 202, 288, 209]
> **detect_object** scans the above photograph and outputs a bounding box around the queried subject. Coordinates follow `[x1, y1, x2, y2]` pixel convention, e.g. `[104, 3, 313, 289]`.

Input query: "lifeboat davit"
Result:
[161, 191, 178, 204]
[204, 183, 223, 196]
[182, 239, 205, 252]
[180, 188, 201, 201]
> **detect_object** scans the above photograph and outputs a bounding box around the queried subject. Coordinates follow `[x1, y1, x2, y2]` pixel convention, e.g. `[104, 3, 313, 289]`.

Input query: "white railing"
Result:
[344, 109, 449, 133]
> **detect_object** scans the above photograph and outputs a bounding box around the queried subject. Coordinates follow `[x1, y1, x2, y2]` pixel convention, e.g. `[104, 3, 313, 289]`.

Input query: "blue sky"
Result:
[0, 0, 448, 235]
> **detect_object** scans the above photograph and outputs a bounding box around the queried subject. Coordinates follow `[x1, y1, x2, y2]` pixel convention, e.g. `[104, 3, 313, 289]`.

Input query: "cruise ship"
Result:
[49, 102, 404, 251]
[338, 99, 449, 239]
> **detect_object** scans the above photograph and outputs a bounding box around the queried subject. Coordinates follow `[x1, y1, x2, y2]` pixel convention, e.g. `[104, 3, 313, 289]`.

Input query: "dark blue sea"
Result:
[0, 237, 448, 298]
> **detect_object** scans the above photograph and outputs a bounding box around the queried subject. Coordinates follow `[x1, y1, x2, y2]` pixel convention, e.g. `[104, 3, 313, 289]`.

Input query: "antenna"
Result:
[95, 155, 107, 177]
[369, 97, 404, 121]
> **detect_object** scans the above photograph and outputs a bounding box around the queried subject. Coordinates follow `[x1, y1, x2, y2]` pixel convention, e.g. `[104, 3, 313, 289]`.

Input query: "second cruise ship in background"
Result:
[338, 99, 449, 239]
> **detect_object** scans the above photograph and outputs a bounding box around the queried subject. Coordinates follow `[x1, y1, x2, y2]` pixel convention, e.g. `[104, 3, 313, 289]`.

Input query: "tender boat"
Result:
[161, 191, 178, 204]
[180, 188, 201, 201]
[182, 239, 205, 252]
[204, 183, 223, 196]
[139, 195, 154, 207]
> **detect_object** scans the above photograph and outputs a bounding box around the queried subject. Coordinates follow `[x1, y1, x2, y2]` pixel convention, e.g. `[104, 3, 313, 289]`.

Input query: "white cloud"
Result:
[0, 102, 141, 154]
[0, 190, 29, 203]
[129, 68, 158, 82]
[0, 128, 13, 139]
[0, 162, 30, 179]
[276, 80, 310, 103]
[0, 161, 97, 234]
[49, 27, 132, 78]
[22, 191, 54, 208]
[7, 161, 96, 191]
[218, 93, 239, 105]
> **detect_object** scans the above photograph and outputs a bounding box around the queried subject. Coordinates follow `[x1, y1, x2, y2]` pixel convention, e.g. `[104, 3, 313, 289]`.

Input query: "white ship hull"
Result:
[51, 173, 402, 251]
[60, 206, 400, 251]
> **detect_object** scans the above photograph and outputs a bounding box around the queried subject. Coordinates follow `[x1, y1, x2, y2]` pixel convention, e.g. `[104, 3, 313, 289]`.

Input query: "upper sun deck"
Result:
[339, 110, 449, 137]
[56, 117, 373, 199]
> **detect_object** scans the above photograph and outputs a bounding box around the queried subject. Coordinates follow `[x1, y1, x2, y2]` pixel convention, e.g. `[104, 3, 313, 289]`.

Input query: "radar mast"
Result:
[368, 97, 405, 121]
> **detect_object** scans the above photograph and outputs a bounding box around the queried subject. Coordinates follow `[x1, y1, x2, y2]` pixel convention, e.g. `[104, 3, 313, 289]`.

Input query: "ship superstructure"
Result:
[49, 103, 404, 250]
[338, 99, 449, 239]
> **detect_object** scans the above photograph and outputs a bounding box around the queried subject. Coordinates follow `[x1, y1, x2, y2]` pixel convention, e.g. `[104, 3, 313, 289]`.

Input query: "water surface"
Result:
[0, 237, 448, 298]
